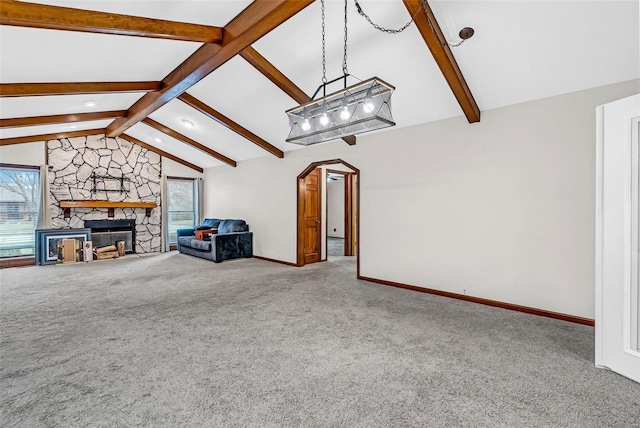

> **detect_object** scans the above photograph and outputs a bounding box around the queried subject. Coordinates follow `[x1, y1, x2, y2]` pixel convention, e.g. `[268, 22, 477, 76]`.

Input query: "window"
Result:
[167, 178, 198, 245]
[0, 164, 41, 257]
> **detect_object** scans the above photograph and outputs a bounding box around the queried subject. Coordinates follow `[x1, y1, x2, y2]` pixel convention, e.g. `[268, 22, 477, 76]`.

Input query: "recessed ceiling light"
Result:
[154, 137, 162, 143]
[68, 124, 77, 129]
[181, 119, 195, 128]
[84, 101, 96, 107]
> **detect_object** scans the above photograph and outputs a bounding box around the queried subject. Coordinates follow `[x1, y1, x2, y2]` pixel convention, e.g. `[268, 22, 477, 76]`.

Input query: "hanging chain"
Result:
[441, 37, 465, 48]
[423, 5, 465, 48]
[342, 0, 349, 75]
[354, 0, 421, 34]
[355, 0, 467, 47]
[321, 0, 327, 84]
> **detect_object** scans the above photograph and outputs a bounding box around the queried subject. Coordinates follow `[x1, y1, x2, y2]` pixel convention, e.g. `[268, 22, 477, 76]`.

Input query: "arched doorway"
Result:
[296, 159, 360, 276]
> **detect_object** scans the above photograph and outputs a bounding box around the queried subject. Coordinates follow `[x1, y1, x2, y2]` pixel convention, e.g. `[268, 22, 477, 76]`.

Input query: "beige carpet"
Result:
[1, 252, 639, 427]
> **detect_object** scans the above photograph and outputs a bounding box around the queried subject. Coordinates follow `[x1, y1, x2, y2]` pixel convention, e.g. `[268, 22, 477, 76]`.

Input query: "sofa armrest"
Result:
[211, 231, 253, 262]
[177, 228, 195, 237]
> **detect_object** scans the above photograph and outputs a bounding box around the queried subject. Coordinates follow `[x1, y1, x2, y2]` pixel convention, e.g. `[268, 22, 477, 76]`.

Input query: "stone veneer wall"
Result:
[48, 134, 162, 253]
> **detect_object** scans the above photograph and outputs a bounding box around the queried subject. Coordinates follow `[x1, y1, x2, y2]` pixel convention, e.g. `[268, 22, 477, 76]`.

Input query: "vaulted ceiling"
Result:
[1, 0, 638, 171]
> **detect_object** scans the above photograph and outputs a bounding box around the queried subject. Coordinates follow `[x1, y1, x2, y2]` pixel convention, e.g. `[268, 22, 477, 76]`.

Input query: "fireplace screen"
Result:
[91, 231, 133, 253]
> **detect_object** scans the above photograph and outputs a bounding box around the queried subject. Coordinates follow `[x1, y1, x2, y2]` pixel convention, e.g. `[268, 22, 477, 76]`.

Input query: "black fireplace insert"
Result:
[84, 219, 136, 253]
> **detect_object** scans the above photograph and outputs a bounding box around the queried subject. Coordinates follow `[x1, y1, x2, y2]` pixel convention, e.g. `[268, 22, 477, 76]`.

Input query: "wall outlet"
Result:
[463, 288, 467, 295]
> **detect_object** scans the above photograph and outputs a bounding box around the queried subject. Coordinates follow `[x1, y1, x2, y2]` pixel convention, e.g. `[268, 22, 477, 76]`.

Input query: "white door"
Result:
[596, 93, 640, 383]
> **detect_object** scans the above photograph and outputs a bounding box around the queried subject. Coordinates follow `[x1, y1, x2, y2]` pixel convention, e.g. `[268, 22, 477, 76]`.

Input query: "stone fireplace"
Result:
[48, 135, 162, 253]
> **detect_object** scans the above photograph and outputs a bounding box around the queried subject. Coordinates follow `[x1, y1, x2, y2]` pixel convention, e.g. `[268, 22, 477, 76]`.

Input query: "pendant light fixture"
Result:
[286, 0, 395, 146]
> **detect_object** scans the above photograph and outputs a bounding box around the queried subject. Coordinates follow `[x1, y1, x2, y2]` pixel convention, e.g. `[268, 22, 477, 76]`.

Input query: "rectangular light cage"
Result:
[286, 77, 395, 145]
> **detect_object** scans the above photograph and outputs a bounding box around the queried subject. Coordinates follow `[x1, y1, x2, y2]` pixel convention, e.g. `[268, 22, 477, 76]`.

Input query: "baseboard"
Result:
[358, 275, 595, 326]
[0, 256, 36, 269]
[253, 255, 299, 267]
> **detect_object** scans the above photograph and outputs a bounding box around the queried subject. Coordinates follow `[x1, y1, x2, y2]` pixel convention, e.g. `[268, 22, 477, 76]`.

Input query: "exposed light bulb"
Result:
[340, 106, 350, 120]
[318, 103, 330, 126]
[362, 88, 374, 113]
[301, 119, 311, 131]
[339, 96, 351, 120]
[363, 99, 374, 113]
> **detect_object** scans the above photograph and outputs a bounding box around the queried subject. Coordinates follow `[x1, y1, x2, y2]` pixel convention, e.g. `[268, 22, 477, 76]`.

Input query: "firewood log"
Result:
[96, 251, 119, 260]
[116, 241, 125, 257]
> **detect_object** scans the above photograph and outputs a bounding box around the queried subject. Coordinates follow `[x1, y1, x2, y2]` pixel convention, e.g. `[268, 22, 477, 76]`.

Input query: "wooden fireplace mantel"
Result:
[59, 200, 157, 218]
[60, 200, 157, 209]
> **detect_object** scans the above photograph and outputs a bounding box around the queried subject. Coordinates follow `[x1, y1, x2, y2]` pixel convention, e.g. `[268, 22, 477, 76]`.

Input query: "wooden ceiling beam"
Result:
[121, 134, 203, 173]
[0, 124, 204, 172]
[402, 0, 480, 123]
[106, 0, 315, 138]
[0, 110, 126, 128]
[0, 128, 105, 146]
[142, 118, 236, 167]
[177, 93, 283, 159]
[240, 46, 356, 146]
[240, 46, 309, 104]
[0, 81, 161, 97]
[0, 0, 223, 43]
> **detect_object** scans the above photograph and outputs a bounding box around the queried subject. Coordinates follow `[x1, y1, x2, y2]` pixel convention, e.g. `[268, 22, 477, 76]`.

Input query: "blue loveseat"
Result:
[177, 218, 253, 262]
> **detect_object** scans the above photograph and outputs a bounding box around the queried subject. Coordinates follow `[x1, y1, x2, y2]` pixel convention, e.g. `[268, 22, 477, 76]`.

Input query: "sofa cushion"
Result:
[201, 218, 221, 228]
[189, 239, 211, 251]
[218, 219, 248, 234]
[178, 236, 194, 247]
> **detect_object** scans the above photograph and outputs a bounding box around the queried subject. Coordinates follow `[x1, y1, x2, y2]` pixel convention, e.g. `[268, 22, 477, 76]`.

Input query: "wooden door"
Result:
[303, 168, 322, 264]
[344, 173, 354, 256]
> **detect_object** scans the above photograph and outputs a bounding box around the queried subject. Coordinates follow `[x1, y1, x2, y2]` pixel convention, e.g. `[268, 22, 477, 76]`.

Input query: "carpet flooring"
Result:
[327, 237, 344, 257]
[1, 253, 639, 427]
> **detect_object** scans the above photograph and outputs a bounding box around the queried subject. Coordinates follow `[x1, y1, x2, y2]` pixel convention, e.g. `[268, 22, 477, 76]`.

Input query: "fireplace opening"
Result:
[84, 219, 136, 254]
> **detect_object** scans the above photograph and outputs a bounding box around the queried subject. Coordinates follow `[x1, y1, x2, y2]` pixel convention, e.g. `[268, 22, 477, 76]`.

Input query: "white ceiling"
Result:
[1, 0, 638, 169]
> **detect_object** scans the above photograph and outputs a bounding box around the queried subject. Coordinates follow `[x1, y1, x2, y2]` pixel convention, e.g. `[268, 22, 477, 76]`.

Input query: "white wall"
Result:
[162, 158, 203, 179]
[327, 177, 345, 238]
[203, 79, 640, 319]
[0, 142, 45, 166]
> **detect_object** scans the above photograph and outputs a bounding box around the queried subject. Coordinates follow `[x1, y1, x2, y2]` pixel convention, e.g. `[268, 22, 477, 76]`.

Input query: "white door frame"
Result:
[595, 94, 640, 383]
